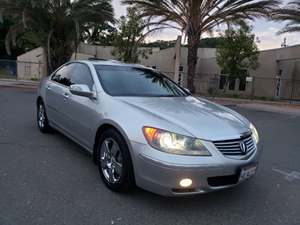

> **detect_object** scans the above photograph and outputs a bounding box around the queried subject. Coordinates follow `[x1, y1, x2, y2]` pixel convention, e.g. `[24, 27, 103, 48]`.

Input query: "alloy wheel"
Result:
[100, 138, 123, 184]
[38, 104, 46, 128]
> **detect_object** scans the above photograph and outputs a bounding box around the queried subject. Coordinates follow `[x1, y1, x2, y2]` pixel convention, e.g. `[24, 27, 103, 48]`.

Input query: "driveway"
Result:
[0, 87, 299, 225]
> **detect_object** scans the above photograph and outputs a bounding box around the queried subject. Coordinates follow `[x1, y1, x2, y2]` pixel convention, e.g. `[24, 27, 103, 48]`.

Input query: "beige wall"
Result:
[194, 45, 300, 79]
[277, 59, 300, 99]
[252, 45, 300, 78]
[76, 43, 300, 98]
[17, 43, 300, 99]
[190, 45, 300, 98]
[77, 43, 176, 79]
[17, 47, 47, 80]
[140, 47, 176, 78]
[71, 53, 94, 60]
[77, 43, 161, 62]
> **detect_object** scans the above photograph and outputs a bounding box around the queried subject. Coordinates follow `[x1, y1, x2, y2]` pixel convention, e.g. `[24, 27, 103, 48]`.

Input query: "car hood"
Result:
[117, 96, 251, 141]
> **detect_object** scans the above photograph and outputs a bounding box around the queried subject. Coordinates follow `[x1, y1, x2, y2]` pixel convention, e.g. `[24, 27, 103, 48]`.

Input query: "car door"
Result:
[45, 63, 75, 131]
[63, 63, 100, 150]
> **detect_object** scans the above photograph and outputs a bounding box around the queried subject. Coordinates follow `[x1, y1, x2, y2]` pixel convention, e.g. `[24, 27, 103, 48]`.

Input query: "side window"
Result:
[70, 64, 94, 90]
[51, 64, 75, 87]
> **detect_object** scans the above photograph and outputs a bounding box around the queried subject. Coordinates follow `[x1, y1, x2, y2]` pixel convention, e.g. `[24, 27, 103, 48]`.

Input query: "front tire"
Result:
[97, 129, 135, 192]
[37, 100, 52, 133]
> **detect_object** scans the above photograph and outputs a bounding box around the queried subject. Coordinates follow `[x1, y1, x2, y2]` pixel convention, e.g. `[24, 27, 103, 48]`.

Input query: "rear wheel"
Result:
[37, 100, 52, 133]
[97, 129, 134, 192]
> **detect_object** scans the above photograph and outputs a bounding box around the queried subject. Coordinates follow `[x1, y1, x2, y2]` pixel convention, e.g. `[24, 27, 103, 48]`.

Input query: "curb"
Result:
[0, 84, 38, 90]
[204, 96, 300, 108]
[0, 80, 38, 90]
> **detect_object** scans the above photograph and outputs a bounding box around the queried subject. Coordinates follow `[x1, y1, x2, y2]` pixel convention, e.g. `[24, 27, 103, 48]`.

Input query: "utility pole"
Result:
[173, 36, 182, 85]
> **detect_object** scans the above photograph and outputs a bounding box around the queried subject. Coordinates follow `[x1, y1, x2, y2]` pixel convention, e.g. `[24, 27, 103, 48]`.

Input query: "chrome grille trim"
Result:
[213, 135, 256, 158]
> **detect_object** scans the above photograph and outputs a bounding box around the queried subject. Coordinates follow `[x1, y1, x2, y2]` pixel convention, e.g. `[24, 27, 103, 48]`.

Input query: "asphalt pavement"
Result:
[0, 87, 299, 225]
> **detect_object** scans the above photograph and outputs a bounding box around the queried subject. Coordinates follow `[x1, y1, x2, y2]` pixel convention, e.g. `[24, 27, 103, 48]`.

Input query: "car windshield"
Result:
[94, 65, 189, 97]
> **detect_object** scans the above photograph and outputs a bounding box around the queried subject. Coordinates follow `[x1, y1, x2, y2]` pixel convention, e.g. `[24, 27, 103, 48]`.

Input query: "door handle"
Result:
[63, 92, 69, 99]
[46, 84, 51, 90]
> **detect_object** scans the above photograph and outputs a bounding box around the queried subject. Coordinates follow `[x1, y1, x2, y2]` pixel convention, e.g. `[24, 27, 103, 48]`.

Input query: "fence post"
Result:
[38, 61, 42, 80]
[251, 77, 255, 100]
[290, 78, 295, 102]
[16, 61, 18, 81]
[213, 75, 218, 99]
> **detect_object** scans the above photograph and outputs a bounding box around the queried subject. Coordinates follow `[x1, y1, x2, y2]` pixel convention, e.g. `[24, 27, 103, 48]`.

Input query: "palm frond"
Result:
[4, 22, 24, 55]
[0, 0, 114, 70]
[272, 0, 300, 34]
[122, 0, 280, 92]
[277, 26, 300, 34]
[122, 0, 280, 36]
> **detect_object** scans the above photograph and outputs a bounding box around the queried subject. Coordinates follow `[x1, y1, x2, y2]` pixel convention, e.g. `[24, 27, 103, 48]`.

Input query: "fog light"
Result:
[179, 178, 193, 187]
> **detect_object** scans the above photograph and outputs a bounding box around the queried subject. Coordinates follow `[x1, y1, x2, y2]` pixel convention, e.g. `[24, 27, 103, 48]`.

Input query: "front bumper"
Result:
[130, 140, 261, 196]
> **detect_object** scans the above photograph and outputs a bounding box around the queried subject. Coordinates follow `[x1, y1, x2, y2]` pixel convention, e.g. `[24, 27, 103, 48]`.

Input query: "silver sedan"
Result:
[36, 59, 260, 196]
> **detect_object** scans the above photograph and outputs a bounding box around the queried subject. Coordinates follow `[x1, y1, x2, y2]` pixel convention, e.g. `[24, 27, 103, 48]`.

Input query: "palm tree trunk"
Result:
[47, 29, 54, 74]
[187, 34, 199, 93]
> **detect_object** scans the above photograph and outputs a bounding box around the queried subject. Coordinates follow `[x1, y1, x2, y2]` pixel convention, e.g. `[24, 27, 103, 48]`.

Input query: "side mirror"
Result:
[70, 84, 96, 99]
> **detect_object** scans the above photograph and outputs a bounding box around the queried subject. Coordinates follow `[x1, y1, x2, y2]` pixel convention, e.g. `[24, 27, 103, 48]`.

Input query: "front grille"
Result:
[213, 135, 256, 158]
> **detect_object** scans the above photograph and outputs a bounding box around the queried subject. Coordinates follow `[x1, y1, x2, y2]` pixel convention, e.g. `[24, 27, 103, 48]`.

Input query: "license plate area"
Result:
[239, 164, 257, 182]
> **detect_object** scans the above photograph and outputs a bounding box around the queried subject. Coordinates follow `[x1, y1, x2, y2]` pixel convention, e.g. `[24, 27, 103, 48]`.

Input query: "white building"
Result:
[16, 47, 47, 80]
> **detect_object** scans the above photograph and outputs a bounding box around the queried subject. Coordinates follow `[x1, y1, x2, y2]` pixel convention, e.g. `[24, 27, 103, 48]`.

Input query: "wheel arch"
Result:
[93, 121, 133, 166]
[36, 96, 43, 106]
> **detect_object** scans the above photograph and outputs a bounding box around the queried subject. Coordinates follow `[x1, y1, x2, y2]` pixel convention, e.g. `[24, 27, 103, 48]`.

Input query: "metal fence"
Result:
[0, 59, 45, 81]
[1, 61, 299, 101]
[157, 70, 300, 101]
[192, 75, 300, 101]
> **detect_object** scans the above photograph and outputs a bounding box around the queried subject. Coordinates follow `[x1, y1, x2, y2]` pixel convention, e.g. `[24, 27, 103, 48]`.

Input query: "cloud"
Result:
[112, 0, 126, 17]
[255, 26, 300, 50]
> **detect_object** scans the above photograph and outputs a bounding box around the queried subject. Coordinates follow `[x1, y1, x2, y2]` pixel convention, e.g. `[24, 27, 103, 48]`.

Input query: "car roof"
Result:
[74, 59, 149, 69]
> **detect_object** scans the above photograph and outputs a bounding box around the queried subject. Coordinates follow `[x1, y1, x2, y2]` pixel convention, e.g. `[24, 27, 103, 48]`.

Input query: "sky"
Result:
[112, 0, 300, 50]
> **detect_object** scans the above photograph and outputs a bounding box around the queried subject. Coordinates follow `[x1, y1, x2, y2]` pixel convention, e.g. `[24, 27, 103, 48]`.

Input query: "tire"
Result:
[37, 100, 52, 133]
[97, 128, 135, 192]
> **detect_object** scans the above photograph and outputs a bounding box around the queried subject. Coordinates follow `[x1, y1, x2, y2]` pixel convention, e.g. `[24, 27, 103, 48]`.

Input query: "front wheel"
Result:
[37, 100, 52, 133]
[97, 129, 135, 192]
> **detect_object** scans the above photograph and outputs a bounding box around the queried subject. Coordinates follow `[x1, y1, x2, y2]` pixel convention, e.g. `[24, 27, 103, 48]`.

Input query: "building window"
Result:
[24, 63, 31, 76]
[239, 77, 246, 91]
[228, 77, 236, 90]
[219, 75, 227, 90]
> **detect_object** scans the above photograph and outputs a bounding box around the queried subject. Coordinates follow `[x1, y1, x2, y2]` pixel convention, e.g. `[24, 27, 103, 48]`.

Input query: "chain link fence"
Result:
[157, 70, 300, 101]
[192, 74, 300, 101]
[1, 61, 298, 101]
[0, 59, 45, 81]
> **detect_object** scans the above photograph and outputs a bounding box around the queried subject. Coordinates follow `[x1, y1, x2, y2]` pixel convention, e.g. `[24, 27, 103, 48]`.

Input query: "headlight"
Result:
[142, 127, 211, 156]
[250, 123, 259, 144]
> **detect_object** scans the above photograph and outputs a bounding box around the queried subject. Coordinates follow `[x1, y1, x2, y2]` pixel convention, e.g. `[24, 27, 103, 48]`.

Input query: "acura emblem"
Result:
[240, 142, 247, 154]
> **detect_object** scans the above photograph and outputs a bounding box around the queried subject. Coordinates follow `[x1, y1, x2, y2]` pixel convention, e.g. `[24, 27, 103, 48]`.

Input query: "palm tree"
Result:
[122, 0, 279, 93]
[272, 1, 300, 34]
[0, 0, 114, 73]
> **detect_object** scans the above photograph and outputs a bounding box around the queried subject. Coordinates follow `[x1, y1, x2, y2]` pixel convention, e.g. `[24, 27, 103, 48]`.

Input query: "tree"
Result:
[0, 16, 39, 58]
[272, 1, 300, 34]
[0, 17, 17, 58]
[142, 38, 224, 50]
[198, 37, 224, 48]
[0, 0, 114, 73]
[122, 0, 279, 93]
[111, 7, 152, 63]
[83, 22, 116, 46]
[142, 40, 177, 50]
[216, 25, 259, 83]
